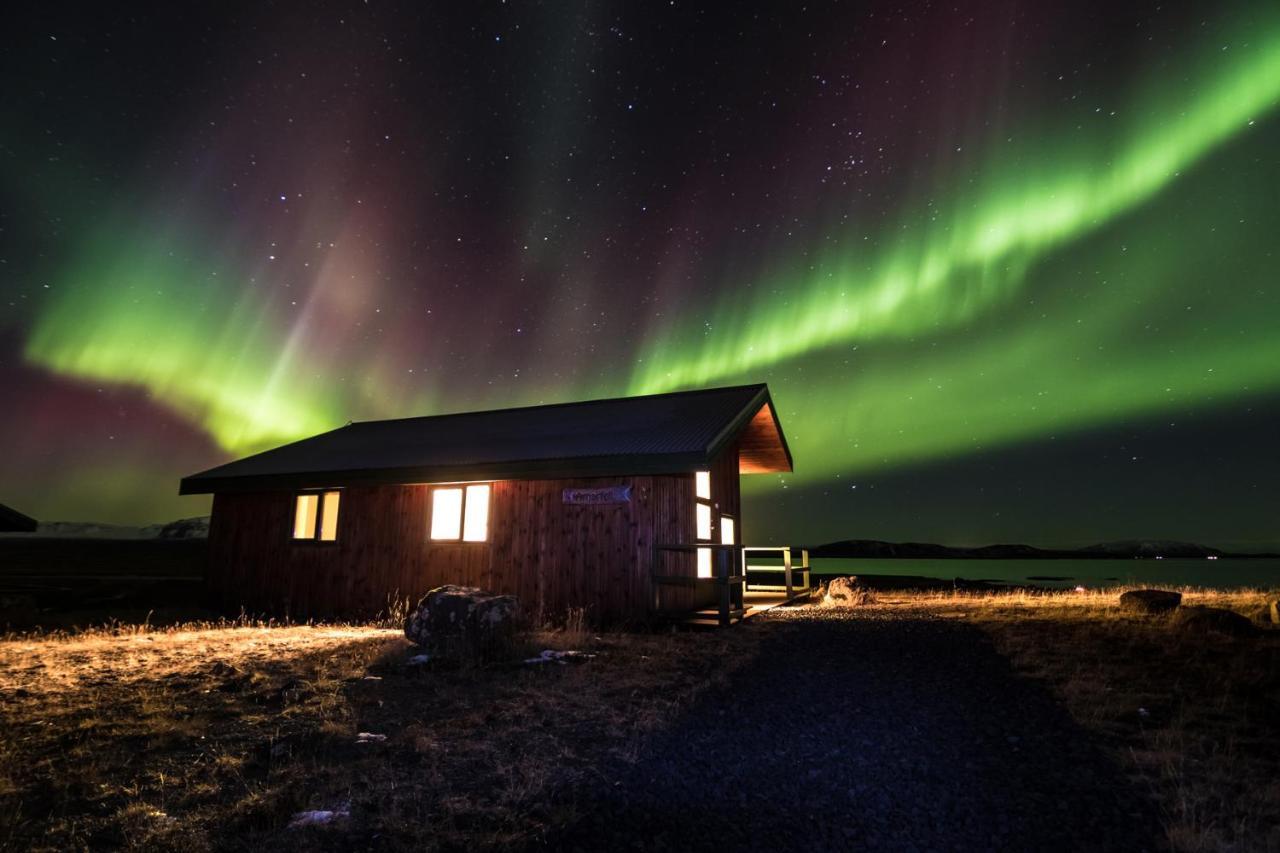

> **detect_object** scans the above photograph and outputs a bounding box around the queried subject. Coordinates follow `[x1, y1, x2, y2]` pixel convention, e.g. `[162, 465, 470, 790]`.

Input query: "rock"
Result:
[1270, 600, 1279, 626]
[1118, 589, 1181, 614]
[404, 585, 520, 660]
[1171, 606, 1256, 638]
[822, 576, 875, 607]
[288, 807, 349, 828]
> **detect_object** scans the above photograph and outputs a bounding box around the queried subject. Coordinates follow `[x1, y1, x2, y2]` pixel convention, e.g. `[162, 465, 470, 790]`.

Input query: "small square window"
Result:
[720, 515, 736, 546]
[697, 547, 712, 578]
[696, 502, 712, 541]
[430, 483, 493, 542]
[293, 491, 340, 541]
[319, 491, 341, 541]
[695, 470, 711, 500]
[431, 488, 464, 540]
[293, 494, 318, 539]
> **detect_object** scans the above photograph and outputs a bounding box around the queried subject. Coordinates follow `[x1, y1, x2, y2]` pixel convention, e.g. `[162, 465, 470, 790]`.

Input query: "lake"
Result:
[807, 557, 1280, 590]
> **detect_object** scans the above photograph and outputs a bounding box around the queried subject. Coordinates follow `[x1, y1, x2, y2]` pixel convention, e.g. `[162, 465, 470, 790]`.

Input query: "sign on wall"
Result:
[562, 486, 632, 505]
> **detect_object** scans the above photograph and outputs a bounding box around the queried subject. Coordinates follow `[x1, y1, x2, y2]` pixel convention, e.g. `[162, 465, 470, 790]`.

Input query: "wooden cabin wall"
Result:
[208, 468, 730, 624]
[710, 439, 742, 536]
[648, 472, 699, 614]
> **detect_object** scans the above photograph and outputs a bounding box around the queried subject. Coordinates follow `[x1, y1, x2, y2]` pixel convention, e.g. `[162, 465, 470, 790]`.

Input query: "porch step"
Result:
[678, 607, 747, 628]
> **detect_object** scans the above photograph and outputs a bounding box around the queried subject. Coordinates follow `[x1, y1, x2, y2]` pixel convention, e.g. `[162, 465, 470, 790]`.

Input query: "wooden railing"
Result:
[742, 547, 811, 598]
[651, 544, 811, 626]
[651, 543, 744, 627]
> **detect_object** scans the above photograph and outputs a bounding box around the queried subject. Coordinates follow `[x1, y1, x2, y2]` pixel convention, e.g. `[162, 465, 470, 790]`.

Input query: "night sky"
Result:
[2, 1, 1278, 550]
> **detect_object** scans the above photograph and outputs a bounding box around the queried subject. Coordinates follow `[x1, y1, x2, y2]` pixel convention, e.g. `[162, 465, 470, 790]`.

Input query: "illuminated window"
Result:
[293, 494, 318, 539]
[431, 484, 492, 542]
[293, 491, 340, 541]
[720, 515, 736, 545]
[697, 547, 712, 578]
[463, 484, 490, 542]
[695, 470, 711, 500]
[696, 502, 712, 540]
[319, 491, 340, 541]
[430, 488, 463, 540]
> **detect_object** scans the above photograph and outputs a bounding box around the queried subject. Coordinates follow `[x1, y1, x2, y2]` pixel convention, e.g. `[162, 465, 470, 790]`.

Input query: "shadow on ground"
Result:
[537, 606, 1164, 852]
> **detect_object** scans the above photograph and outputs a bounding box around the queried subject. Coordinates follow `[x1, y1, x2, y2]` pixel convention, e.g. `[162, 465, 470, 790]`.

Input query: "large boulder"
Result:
[1118, 589, 1182, 615]
[822, 576, 874, 607]
[1172, 606, 1256, 638]
[404, 585, 520, 660]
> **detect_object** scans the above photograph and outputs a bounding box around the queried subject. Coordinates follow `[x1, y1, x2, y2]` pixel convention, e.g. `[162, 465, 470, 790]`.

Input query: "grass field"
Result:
[0, 615, 759, 851]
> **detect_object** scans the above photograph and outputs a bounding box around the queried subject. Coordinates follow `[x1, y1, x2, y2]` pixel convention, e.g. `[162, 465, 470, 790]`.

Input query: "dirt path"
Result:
[541, 605, 1163, 852]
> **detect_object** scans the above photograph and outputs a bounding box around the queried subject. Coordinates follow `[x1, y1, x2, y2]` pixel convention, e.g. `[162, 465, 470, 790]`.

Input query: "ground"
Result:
[1, 588, 1278, 851]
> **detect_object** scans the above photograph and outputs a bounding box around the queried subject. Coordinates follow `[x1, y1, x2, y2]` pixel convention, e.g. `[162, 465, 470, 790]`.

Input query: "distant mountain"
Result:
[154, 516, 210, 539]
[3, 516, 211, 540]
[809, 538, 1268, 559]
[1078, 540, 1224, 559]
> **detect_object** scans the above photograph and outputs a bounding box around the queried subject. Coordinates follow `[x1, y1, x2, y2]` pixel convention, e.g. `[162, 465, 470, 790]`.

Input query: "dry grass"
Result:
[0, 618, 758, 851]
[884, 586, 1280, 852]
[6, 582, 1278, 851]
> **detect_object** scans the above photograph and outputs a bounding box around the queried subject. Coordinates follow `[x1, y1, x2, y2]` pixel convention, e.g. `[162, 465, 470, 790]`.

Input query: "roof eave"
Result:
[179, 451, 713, 495]
[705, 385, 794, 474]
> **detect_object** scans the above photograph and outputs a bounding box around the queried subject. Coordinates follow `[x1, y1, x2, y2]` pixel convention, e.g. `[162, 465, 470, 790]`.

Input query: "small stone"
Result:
[524, 649, 596, 665]
[288, 807, 350, 828]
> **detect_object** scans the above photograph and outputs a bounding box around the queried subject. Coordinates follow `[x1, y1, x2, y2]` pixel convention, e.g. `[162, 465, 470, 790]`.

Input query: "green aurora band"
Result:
[20, 8, 1280, 500]
[22, 219, 445, 454]
[627, 14, 1280, 487]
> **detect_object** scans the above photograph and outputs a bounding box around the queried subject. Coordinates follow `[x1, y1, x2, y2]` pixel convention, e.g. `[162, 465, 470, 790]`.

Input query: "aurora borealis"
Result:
[3, 1, 1279, 549]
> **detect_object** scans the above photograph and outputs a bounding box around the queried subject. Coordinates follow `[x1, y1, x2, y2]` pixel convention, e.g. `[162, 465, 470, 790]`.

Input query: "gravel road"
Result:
[539, 605, 1163, 852]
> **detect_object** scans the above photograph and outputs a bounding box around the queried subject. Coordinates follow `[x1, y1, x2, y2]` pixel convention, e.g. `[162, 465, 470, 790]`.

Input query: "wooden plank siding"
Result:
[207, 443, 747, 624]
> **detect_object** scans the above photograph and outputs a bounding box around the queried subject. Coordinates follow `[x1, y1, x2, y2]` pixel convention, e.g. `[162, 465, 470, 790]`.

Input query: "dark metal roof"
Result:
[180, 383, 792, 495]
[0, 503, 38, 532]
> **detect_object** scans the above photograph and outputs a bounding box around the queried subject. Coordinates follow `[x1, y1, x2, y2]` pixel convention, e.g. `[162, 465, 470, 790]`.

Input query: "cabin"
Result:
[180, 383, 808, 625]
[0, 503, 38, 533]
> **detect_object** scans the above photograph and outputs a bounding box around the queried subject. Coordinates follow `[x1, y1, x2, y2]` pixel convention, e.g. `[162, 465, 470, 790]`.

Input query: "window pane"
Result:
[319, 491, 341, 541]
[293, 494, 318, 539]
[720, 516, 736, 545]
[696, 502, 712, 540]
[697, 547, 712, 578]
[463, 484, 491, 542]
[431, 488, 463, 540]
[695, 470, 711, 500]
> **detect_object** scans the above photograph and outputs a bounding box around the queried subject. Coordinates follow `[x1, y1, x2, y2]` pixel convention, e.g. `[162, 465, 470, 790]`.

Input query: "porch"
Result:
[651, 544, 813, 627]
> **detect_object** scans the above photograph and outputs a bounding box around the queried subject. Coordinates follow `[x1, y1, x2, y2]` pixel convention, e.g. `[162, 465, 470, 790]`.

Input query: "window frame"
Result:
[291, 489, 342, 544]
[694, 470, 715, 578]
[694, 470, 714, 543]
[428, 483, 492, 544]
[720, 514, 736, 546]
